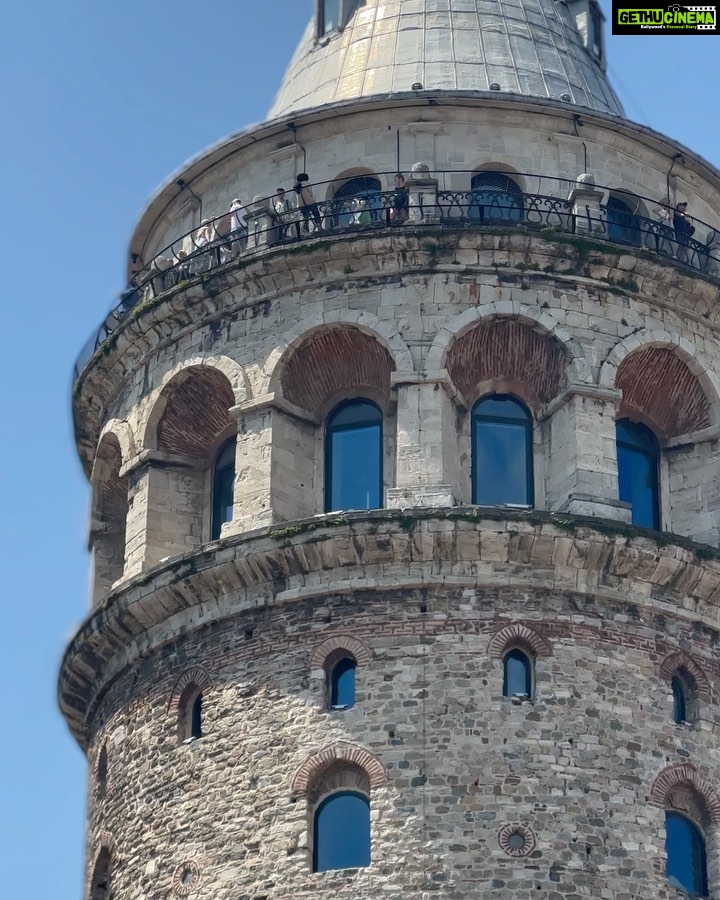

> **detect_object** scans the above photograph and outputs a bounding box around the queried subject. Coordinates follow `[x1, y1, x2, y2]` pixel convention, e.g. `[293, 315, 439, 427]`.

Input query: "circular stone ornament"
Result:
[498, 823, 536, 857]
[173, 862, 201, 895]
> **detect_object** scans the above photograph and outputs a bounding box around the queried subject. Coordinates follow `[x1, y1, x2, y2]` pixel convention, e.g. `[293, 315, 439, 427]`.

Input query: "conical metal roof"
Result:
[269, 0, 624, 119]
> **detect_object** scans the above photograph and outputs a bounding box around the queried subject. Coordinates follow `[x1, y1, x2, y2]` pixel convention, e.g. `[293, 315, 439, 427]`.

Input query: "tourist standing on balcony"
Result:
[274, 187, 299, 240]
[673, 201, 695, 262]
[390, 173, 408, 222]
[294, 174, 323, 233]
[220, 198, 247, 263]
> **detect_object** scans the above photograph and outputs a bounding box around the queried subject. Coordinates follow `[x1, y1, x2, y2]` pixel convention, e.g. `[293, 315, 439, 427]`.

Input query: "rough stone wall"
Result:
[85, 584, 720, 900]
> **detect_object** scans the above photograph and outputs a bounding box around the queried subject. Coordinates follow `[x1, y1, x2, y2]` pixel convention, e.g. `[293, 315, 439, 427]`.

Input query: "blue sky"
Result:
[1, 3, 718, 898]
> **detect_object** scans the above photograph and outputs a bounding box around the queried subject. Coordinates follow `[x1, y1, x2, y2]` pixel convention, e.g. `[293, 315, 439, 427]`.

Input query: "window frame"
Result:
[665, 810, 709, 897]
[324, 398, 383, 513]
[318, 0, 358, 37]
[502, 647, 533, 699]
[616, 418, 661, 529]
[211, 436, 236, 540]
[469, 171, 525, 223]
[471, 394, 534, 507]
[312, 789, 371, 873]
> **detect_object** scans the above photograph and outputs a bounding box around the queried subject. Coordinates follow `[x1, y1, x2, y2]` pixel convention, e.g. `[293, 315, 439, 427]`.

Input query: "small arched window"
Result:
[672, 674, 687, 724]
[503, 649, 533, 698]
[616, 419, 660, 529]
[325, 400, 383, 512]
[313, 791, 371, 872]
[332, 175, 382, 227]
[472, 395, 534, 507]
[470, 171, 524, 222]
[607, 196, 641, 246]
[211, 438, 235, 540]
[90, 848, 112, 900]
[329, 656, 356, 709]
[190, 693, 203, 739]
[665, 811, 708, 896]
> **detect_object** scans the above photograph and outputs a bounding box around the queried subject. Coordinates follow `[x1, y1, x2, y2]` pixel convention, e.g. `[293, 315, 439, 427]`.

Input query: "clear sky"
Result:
[1, 3, 718, 898]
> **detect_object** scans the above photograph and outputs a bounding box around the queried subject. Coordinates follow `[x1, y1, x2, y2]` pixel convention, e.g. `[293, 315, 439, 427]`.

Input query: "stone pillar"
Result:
[245, 195, 277, 250]
[386, 373, 456, 508]
[223, 395, 317, 535]
[567, 173, 605, 235]
[407, 163, 439, 224]
[542, 384, 631, 521]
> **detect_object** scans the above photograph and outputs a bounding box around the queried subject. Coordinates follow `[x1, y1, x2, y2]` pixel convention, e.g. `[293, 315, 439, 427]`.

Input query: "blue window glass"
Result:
[470, 172, 524, 222]
[665, 812, 708, 896]
[325, 400, 382, 512]
[332, 176, 382, 227]
[503, 649, 532, 697]
[313, 792, 371, 872]
[190, 693, 203, 738]
[672, 675, 687, 724]
[607, 196, 641, 245]
[616, 420, 660, 529]
[472, 395, 533, 506]
[212, 438, 236, 540]
[321, 0, 341, 33]
[330, 657, 356, 708]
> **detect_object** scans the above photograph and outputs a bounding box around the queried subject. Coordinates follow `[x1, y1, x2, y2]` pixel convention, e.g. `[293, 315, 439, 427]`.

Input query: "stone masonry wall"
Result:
[86, 582, 720, 900]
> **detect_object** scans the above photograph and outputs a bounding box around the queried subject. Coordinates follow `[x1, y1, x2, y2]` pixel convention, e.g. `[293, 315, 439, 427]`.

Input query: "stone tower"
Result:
[61, 2, 720, 898]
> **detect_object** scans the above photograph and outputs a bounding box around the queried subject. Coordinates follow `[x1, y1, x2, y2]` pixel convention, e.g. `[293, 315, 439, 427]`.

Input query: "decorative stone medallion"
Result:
[498, 823, 536, 857]
[173, 861, 201, 895]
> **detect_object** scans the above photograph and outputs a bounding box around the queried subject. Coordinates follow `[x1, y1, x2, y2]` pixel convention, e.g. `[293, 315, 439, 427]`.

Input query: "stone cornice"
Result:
[58, 507, 720, 750]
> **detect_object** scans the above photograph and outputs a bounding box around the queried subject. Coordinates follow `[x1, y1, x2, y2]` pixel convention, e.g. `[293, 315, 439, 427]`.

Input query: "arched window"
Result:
[211, 438, 235, 540]
[470, 171, 524, 222]
[616, 419, 660, 529]
[665, 812, 708, 896]
[90, 848, 112, 900]
[329, 656, 356, 709]
[607, 196, 641, 245]
[503, 649, 533, 698]
[325, 400, 383, 512]
[332, 175, 382, 227]
[313, 791, 371, 872]
[190, 693, 203, 739]
[472, 395, 533, 507]
[672, 674, 687, 725]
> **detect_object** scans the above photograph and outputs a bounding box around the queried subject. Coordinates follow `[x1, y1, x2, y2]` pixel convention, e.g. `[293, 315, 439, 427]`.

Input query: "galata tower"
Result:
[61, 2, 720, 898]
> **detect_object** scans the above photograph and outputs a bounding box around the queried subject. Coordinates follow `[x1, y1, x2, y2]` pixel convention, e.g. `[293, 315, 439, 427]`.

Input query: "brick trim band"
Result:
[167, 667, 213, 714]
[292, 742, 386, 798]
[309, 634, 371, 670]
[487, 623, 552, 659]
[648, 764, 720, 825]
[659, 651, 711, 695]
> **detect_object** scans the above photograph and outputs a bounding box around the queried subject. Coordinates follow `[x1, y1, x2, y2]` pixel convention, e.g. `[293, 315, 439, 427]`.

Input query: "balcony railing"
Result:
[74, 171, 720, 382]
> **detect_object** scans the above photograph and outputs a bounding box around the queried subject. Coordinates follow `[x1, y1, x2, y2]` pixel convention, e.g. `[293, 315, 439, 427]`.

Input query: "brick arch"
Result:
[427, 303, 589, 386]
[309, 635, 371, 671]
[263, 310, 415, 397]
[145, 366, 235, 456]
[659, 651, 711, 696]
[167, 667, 213, 714]
[648, 764, 720, 826]
[599, 331, 720, 435]
[487, 623, 552, 659]
[275, 325, 396, 414]
[292, 742, 386, 799]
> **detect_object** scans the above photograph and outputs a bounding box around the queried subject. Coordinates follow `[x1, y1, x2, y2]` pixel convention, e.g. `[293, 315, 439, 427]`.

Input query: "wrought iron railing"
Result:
[73, 172, 720, 382]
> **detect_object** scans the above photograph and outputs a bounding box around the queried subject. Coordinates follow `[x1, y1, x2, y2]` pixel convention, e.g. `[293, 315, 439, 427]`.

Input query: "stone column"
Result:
[223, 395, 317, 535]
[567, 173, 605, 235]
[245, 195, 277, 250]
[407, 163, 439, 224]
[542, 384, 631, 521]
[386, 372, 457, 508]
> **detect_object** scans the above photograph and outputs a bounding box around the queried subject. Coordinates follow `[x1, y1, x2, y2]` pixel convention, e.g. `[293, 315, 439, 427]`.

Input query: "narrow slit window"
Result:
[190, 693, 203, 739]
[330, 656, 356, 708]
[211, 438, 236, 540]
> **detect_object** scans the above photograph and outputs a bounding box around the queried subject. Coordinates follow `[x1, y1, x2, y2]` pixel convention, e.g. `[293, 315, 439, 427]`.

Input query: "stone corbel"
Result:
[229, 392, 318, 425]
[538, 383, 622, 422]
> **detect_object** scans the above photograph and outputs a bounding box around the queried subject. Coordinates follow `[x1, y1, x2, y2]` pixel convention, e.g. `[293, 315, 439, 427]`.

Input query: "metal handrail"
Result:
[73, 172, 720, 382]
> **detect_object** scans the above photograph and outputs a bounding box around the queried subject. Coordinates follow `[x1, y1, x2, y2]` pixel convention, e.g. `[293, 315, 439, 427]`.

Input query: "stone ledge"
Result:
[58, 506, 720, 750]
